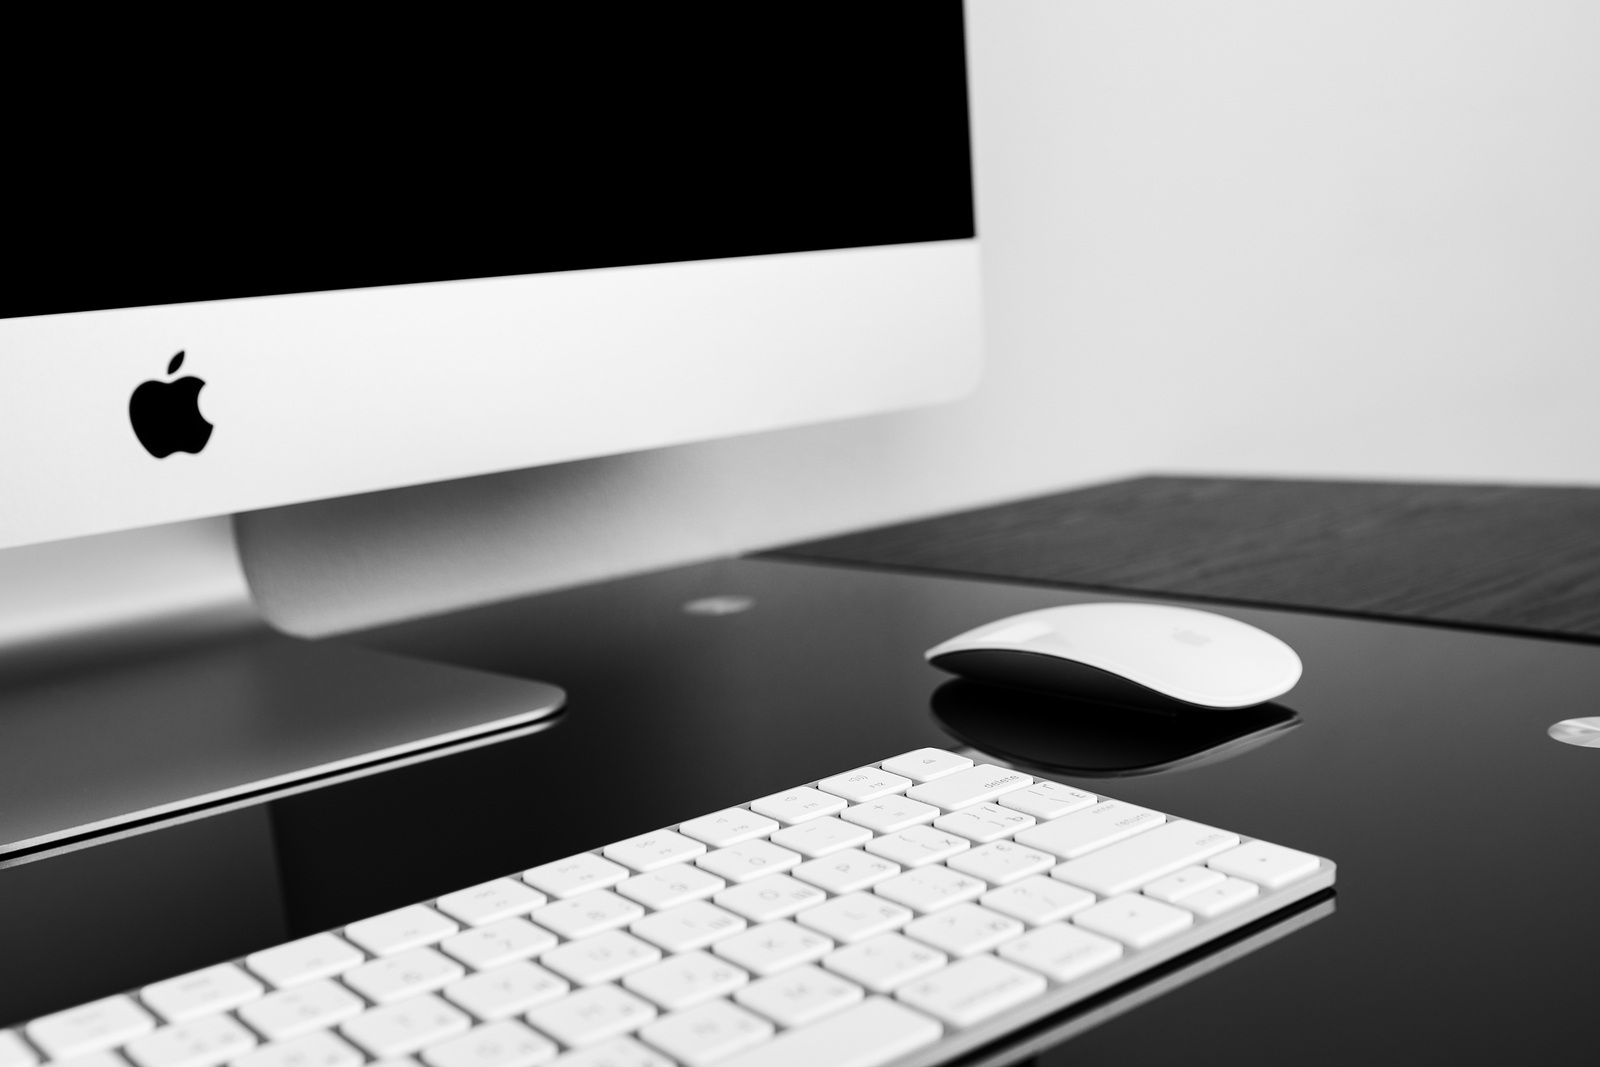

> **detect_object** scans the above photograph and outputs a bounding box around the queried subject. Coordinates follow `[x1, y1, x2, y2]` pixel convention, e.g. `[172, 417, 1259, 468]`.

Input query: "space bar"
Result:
[717, 997, 942, 1067]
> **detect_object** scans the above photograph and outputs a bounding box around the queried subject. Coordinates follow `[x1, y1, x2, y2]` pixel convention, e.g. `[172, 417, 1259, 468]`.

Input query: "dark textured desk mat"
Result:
[768, 475, 1600, 641]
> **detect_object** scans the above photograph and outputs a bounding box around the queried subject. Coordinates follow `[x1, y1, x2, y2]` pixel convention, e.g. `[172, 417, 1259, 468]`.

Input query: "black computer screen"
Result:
[6, 4, 972, 319]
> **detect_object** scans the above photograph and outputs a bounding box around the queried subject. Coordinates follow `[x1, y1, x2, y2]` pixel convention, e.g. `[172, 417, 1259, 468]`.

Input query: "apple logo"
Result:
[129, 351, 213, 458]
[1172, 628, 1212, 647]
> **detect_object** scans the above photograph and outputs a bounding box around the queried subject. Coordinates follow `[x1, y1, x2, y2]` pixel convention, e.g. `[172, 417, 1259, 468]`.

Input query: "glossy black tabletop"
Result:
[4, 557, 1596, 1063]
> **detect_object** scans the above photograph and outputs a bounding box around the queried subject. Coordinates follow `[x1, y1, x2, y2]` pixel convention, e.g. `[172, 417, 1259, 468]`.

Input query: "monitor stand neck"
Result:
[0, 519, 563, 862]
[0, 517, 262, 679]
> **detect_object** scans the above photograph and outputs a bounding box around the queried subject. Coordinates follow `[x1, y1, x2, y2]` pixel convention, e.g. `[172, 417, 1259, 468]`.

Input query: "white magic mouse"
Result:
[925, 602, 1302, 710]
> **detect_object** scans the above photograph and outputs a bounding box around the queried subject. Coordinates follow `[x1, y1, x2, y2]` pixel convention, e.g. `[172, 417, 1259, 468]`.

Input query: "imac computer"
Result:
[0, 6, 981, 854]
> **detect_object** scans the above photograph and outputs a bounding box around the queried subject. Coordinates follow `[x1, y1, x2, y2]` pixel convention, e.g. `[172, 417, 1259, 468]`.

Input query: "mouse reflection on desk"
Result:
[930, 679, 1301, 777]
[926, 602, 1303, 712]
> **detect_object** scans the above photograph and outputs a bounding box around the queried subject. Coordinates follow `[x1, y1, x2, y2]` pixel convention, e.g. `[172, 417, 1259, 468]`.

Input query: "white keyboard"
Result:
[3, 749, 1334, 1067]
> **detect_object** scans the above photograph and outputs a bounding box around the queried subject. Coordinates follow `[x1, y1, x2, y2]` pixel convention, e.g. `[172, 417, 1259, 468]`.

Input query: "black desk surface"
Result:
[4, 555, 1597, 1063]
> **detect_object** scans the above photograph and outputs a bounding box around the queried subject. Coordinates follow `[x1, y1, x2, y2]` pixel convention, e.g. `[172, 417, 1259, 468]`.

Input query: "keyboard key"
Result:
[713, 920, 833, 976]
[933, 802, 1036, 843]
[905, 765, 1033, 812]
[525, 985, 656, 1048]
[1141, 865, 1226, 904]
[1073, 894, 1193, 948]
[346, 905, 459, 956]
[530, 890, 644, 940]
[615, 864, 725, 910]
[549, 1038, 671, 1067]
[246, 934, 364, 989]
[798, 893, 914, 943]
[1013, 801, 1165, 860]
[368, 1052, 425, 1067]
[768, 816, 873, 858]
[604, 830, 706, 873]
[1207, 840, 1321, 888]
[815, 767, 912, 803]
[547, 1037, 670, 1067]
[791, 849, 900, 894]
[141, 963, 263, 1022]
[822, 933, 947, 994]
[879, 749, 973, 783]
[623, 951, 749, 1011]
[0, 1033, 36, 1067]
[734, 964, 862, 1027]
[522, 854, 630, 900]
[997, 781, 1098, 820]
[123, 1015, 257, 1067]
[440, 918, 558, 971]
[419, 1020, 556, 1067]
[27, 995, 156, 1059]
[896, 956, 1045, 1027]
[748, 787, 847, 825]
[872, 866, 986, 914]
[444, 961, 569, 1020]
[997, 923, 1122, 983]
[342, 995, 472, 1058]
[676, 809, 778, 848]
[713, 874, 827, 922]
[720, 996, 940, 1067]
[345, 947, 465, 1004]
[903, 904, 1023, 957]
[696, 840, 802, 883]
[979, 876, 1095, 926]
[839, 796, 940, 834]
[1051, 820, 1239, 896]
[630, 900, 747, 953]
[238, 980, 364, 1040]
[436, 879, 547, 927]
[947, 840, 1055, 886]
[864, 826, 970, 868]
[638, 1000, 773, 1067]
[1182, 876, 1260, 917]
[541, 931, 662, 986]
[233, 1031, 362, 1067]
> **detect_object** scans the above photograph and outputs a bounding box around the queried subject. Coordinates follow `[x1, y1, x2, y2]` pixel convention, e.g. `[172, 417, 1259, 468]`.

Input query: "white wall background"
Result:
[240, 0, 1600, 636]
